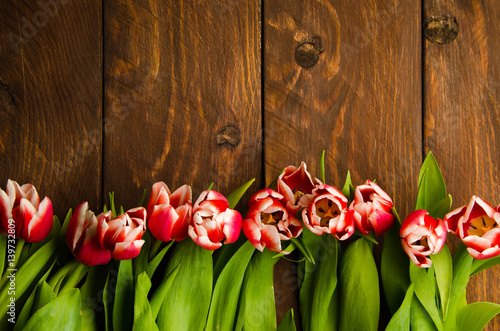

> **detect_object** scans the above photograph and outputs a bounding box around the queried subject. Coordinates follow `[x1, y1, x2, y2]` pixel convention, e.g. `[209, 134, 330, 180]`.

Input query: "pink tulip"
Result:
[146, 182, 192, 242]
[188, 190, 242, 250]
[456, 196, 500, 260]
[302, 184, 354, 240]
[242, 189, 302, 253]
[97, 207, 147, 260]
[0, 180, 53, 243]
[349, 180, 395, 236]
[277, 162, 320, 214]
[400, 210, 447, 268]
[66, 202, 112, 266]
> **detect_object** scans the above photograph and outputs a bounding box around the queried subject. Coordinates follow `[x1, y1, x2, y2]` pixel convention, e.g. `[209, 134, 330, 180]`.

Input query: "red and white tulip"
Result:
[302, 184, 354, 241]
[146, 182, 192, 242]
[277, 162, 320, 214]
[400, 210, 447, 268]
[188, 190, 242, 250]
[242, 189, 302, 253]
[0, 180, 53, 243]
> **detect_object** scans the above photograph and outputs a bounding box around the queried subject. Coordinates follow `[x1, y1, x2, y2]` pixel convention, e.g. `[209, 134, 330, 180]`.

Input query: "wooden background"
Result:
[0, 0, 498, 329]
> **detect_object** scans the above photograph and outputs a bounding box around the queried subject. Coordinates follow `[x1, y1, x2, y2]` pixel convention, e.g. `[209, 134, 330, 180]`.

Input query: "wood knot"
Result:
[424, 16, 459, 44]
[295, 36, 324, 68]
[0, 79, 16, 114]
[216, 125, 241, 146]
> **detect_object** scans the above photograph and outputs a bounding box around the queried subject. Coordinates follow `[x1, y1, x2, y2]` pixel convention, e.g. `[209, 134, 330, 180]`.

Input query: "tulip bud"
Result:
[277, 162, 320, 214]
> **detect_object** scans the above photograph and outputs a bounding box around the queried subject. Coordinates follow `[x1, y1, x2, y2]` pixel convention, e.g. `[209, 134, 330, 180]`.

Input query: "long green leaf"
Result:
[147, 240, 174, 278]
[0, 236, 6, 280]
[213, 235, 246, 283]
[277, 309, 296, 331]
[59, 262, 89, 295]
[431, 245, 452, 319]
[341, 171, 355, 202]
[320, 150, 326, 183]
[113, 260, 134, 331]
[410, 296, 438, 331]
[81, 265, 109, 331]
[299, 228, 339, 331]
[206, 241, 255, 331]
[456, 302, 500, 331]
[132, 272, 157, 331]
[24, 289, 81, 331]
[470, 254, 500, 277]
[381, 224, 410, 314]
[33, 281, 56, 312]
[428, 194, 452, 220]
[386, 284, 414, 331]
[409, 263, 443, 330]
[226, 178, 255, 209]
[157, 239, 212, 331]
[60, 208, 73, 234]
[339, 238, 379, 331]
[415, 152, 447, 211]
[133, 231, 151, 279]
[235, 249, 278, 331]
[150, 264, 180, 320]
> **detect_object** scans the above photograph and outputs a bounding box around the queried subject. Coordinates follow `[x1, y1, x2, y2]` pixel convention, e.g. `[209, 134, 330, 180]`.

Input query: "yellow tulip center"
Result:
[418, 236, 430, 250]
[316, 199, 340, 227]
[293, 190, 305, 204]
[468, 216, 498, 236]
[261, 212, 283, 225]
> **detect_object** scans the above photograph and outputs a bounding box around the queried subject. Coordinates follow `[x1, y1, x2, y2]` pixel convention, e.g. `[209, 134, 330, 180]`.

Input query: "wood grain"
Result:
[103, 0, 262, 212]
[424, 1, 500, 329]
[0, 0, 102, 217]
[264, 0, 422, 326]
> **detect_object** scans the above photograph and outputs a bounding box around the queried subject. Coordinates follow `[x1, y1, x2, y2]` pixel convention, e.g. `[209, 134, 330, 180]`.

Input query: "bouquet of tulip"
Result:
[0, 151, 499, 331]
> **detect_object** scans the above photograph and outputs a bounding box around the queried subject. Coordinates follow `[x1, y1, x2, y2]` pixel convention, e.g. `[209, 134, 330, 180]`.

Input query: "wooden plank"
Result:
[103, 1, 261, 211]
[0, 0, 102, 217]
[423, 2, 500, 329]
[264, 0, 421, 326]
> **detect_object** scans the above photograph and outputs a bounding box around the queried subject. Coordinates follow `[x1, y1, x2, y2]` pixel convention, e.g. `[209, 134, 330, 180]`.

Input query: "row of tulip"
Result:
[0, 152, 499, 330]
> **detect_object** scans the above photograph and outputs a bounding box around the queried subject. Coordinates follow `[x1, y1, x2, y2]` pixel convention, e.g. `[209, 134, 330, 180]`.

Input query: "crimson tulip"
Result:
[188, 190, 242, 250]
[302, 184, 354, 240]
[277, 162, 320, 213]
[0, 179, 53, 243]
[97, 207, 147, 260]
[242, 189, 302, 253]
[66, 202, 112, 266]
[400, 210, 447, 268]
[146, 182, 192, 242]
[456, 196, 500, 260]
[349, 180, 395, 236]
[443, 205, 467, 236]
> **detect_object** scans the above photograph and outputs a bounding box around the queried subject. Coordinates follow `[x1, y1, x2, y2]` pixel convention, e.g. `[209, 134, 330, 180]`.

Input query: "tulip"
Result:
[277, 162, 320, 213]
[66, 202, 112, 266]
[443, 205, 467, 236]
[302, 184, 354, 240]
[400, 210, 447, 268]
[456, 196, 500, 260]
[242, 189, 302, 253]
[349, 180, 395, 236]
[0, 179, 53, 243]
[97, 207, 147, 260]
[146, 182, 192, 242]
[188, 190, 242, 250]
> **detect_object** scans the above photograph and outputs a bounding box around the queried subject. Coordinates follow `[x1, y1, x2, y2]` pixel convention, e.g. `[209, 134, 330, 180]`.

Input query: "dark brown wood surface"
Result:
[424, 1, 500, 330]
[264, 0, 422, 325]
[103, 0, 262, 209]
[0, 0, 102, 216]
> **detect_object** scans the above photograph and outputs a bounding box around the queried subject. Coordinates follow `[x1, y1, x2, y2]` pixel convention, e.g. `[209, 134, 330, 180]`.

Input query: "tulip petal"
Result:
[170, 185, 192, 208]
[242, 218, 264, 251]
[222, 209, 242, 244]
[25, 197, 53, 243]
[260, 224, 282, 252]
[76, 225, 112, 266]
[370, 210, 395, 236]
[112, 240, 145, 260]
[0, 189, 12, 235]
[146, 182, 171, 217]
[148, 205, 178, 242]
[189, 225, 222, 250]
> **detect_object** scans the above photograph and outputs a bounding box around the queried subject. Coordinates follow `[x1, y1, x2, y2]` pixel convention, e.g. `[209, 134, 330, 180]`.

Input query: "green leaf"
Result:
[157, 239, 212, 331]
[133, 232, 151, 279]
[410, 296, 438, 331]
[213, 235, 246, 283]
[409, 263, 443, 330]
[206, 241, 255, 331]
[147, 240, 174, 278]
[81, 265, 109, 331]
[470, 254, 500, 277]
[113, 260, 134, 331]
[150, 264, 180, 320]
[341, 171, 355, 202]
[60, 208, 73, 235]
[119, 205, 125, 216]
[339, 238, 379, 331]
[456, 302, 500, 331]
[278, 309, 296, 331]
[386, 284, 414, 331]
[430, 245, 452, 318]
[207, 182, 214, 191]
[24, 289, 81, 331]
[48, 259, 77, 292]
[103, 266, 113, 331]
[290, 237, 315, 265]
[132, 272, 158, 331]
[226, 178, 255, 209]
[235, 249, 278, 331]
[299, 228, 339, 331]
[139, 189, 148, 207]
[109, 192, 117, 218]
[415, 152, 447, 211]
[0, 236, 6, 280]
[14, 282, 38, 331]
[33, 281, 56, 312]
[381, 224, 410, 314]
[428, 195, 452, 220]
[320, 150, 326, 183]
[0, 235, 63, 319]
[58, 262, 89, 295]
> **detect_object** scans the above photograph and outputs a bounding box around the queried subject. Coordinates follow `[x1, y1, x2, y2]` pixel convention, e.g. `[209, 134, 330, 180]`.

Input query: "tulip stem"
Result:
[13, 238, 25, 269]
[149, 238, 163, 261]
